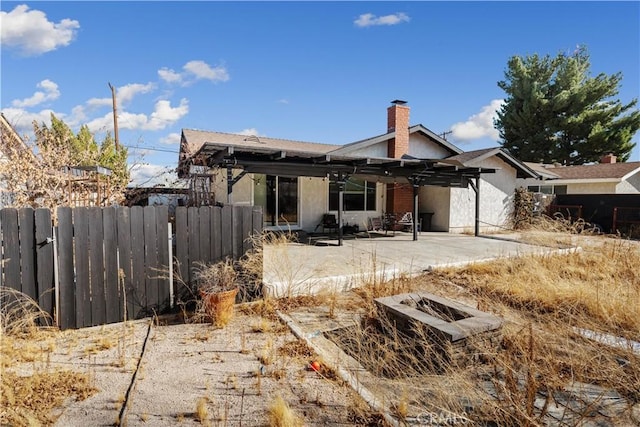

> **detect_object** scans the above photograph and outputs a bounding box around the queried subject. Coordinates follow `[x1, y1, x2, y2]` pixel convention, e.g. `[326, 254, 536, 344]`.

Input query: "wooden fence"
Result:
[0, 204, 263, 330]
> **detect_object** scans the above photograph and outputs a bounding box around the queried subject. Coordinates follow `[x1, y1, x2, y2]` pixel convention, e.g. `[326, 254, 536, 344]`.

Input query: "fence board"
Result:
[155, 206, 169, 312]
[175, 207, 189, 284]
[103, 207, 119, 323]
[18, 208, 36, 299]
[73, 208, 91, 328]
[57, 207, 75, 329]
[199, 207, 211, 265]
[116, 207, 134, 322]
[89, 208, 106, 326]
[130, 206, 145, 318]
[221, 205, 232, 258]
[242, 206, 253, 254]
[188, 207, 200, 268]
[211, 207, 221, 261]
[35, 208, 54, 320]
[232, 205, 243, 258]
[143, 206, 159, 313]
[1, 208, 20, 291]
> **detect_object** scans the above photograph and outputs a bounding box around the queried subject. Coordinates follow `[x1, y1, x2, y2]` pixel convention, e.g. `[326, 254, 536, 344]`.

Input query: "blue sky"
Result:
[2, 1, 639, 186]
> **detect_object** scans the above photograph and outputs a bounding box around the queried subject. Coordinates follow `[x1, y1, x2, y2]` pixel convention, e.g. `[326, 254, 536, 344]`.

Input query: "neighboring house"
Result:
[178, 101, 537, 234]
[519, 154, 640, 195]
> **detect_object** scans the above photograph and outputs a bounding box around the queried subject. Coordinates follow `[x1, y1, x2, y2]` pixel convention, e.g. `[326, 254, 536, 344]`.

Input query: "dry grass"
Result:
[440, 238, 640, 335]
[0, 370, 96, 426]
[267, 395, 303, 427]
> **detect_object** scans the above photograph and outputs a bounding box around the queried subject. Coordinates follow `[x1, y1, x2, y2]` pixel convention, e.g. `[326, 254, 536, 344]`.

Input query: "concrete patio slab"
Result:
[262, 232, 575, 297]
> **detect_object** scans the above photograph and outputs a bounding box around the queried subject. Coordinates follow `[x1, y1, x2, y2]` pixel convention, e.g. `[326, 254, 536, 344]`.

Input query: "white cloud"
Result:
[118, 82, 155, 104]
[354, 12, 410, 28]
[86, 97, 112, 108]
[277, 99, 289, 104]
[0, 107, 60, 135]
[86, 98, 189, 133]
[450, 99, 504, 141]
[158, 68, 182, 84]
[129, 163, 179, 187]
[0, 4, 79, 56]
[158, 60, 229, 86]
[159, 132, 181, 145]
[12, 79, 60, 108]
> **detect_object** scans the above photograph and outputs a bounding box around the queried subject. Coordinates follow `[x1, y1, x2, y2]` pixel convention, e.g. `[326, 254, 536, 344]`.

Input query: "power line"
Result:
[124, 144, 179, 153]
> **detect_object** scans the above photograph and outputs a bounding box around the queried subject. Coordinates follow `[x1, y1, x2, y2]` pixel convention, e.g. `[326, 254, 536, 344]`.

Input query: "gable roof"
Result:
[181, 128, 336, 157]
[527, 162, 640, 181]
[329, 124, 462, 157]
[444, 147, 538, 179]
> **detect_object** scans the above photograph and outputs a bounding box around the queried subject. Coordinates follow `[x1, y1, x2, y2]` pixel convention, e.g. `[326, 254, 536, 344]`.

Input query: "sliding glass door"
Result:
[254, 174, 298, 227]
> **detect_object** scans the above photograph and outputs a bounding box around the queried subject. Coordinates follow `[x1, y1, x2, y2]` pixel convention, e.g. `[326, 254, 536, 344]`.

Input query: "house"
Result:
[519, 155, 640, 195]
[178, 101, 537, 236]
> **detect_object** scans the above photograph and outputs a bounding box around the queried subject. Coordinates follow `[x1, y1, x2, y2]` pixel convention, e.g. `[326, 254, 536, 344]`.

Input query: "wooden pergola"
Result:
[191, 143, 496, 246]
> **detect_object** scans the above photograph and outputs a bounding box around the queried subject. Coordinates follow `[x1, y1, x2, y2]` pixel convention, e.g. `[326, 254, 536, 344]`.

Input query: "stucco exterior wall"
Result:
[566, 182, 617, 194]
[449, 156, 517, 233]
[418, 186, 450, 231]
[408, 135, 452, 159]
[616, 172, 640, 193]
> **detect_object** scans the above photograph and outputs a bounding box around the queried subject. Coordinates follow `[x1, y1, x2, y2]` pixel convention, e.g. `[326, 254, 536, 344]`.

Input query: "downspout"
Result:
[337, 178, 345, 246]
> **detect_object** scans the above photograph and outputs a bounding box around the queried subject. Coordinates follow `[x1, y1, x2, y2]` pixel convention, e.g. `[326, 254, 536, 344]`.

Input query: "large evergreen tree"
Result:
[495, 46, 639, 165]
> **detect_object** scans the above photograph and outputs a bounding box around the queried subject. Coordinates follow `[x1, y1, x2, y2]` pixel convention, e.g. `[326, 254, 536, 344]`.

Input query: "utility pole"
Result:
[108, 82, 120, 149]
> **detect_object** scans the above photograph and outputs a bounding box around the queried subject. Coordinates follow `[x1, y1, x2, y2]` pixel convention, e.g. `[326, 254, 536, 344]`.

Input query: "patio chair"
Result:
[314, 214, 338, 234]
[368, 216, 384, 232]
[397, 212, 414, 232]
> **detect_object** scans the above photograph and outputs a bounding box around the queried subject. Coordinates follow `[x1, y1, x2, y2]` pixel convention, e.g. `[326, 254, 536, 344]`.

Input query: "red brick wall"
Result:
[387, 104, 410, 158]
[386, 183, 414, 214]
[386, 104, 412, 213]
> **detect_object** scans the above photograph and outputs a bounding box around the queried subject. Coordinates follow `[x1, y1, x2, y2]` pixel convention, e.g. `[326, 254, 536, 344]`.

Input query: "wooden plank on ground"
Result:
[57, 207, 75, 329]
[155, 206, 170, 312]
[1, 209, 20, 291]
[130, 206, 145, 319]
[143, 206, 159, 313]
[221, 205, 232, 259]
[73, 207, 91, 328]
[18, 208, 36, 300]
[117, 207, 133, 322]
[103, 207, 119, 324]
[35, 208, 54, 320]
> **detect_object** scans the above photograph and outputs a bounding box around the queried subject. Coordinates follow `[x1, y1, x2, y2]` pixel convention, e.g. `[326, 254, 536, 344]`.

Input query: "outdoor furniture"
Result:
[368, 216, 384, 232]
[315, 213, 339, 234]
[397, 212, 414, 232]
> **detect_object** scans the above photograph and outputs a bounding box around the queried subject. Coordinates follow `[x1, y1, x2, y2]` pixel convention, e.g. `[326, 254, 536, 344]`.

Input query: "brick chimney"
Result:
[600, 153, 617, 164]
[386, 100, 413, 214]
[387, 100, 410, 158]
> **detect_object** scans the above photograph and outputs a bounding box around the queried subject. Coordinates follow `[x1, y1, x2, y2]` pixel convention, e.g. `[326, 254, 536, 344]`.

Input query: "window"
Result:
[254, 174, 298, 226]
[527, 184, 567, 195]
[329, 178, 377, 211]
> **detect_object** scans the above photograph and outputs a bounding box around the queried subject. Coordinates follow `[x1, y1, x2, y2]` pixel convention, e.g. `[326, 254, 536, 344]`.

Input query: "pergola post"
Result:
[337, 178, 346, 246]
[412, 181, 419, 241]
[226, 165, 233, 204]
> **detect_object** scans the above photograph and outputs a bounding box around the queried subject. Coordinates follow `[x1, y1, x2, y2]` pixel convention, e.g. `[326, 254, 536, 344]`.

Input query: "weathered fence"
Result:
[0, 204, 263, 330]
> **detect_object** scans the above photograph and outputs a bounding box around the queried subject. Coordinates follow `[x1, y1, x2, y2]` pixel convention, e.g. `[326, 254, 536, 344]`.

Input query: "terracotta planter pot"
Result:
[199, 288, 238, 327]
